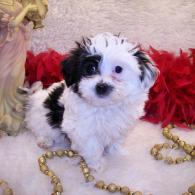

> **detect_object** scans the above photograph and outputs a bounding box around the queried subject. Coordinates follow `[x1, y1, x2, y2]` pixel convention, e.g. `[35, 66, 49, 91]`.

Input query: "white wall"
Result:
[31, 0, 195, 53]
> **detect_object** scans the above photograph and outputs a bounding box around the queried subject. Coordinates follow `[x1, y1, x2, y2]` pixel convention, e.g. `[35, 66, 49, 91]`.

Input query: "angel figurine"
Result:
[0, 0, 48, 135]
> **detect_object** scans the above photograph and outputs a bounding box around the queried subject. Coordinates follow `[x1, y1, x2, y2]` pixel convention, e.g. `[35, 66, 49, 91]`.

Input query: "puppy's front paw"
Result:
[37, 137, 54, 149]
[106, 144, 129, 156]
[89, 159, 106, 172]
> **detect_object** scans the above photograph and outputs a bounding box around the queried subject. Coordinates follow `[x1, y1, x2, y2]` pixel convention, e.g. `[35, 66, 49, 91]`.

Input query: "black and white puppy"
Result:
[25, 33, 158, 170]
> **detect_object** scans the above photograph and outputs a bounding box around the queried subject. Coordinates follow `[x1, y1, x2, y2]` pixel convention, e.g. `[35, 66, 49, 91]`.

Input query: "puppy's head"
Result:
[62, 33, 158, 106]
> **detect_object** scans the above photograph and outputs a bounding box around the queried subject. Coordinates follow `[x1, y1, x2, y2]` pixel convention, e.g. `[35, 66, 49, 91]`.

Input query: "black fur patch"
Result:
[44, 83, 65, 128]
[71, 83, 82, 97]
[61, 45, 89, 87]
[134, 50, 155, 81]
[61, 39, 102, 96]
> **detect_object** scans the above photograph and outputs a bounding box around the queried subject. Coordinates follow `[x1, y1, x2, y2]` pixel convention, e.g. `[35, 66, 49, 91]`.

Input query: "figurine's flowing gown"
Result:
[0, 1, 29, 135]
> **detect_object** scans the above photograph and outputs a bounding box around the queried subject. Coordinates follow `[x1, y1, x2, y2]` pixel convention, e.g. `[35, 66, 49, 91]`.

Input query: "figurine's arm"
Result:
[9, 3, 38, 28]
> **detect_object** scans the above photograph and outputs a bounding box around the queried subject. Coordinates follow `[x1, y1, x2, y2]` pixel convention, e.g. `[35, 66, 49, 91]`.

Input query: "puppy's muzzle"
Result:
[95, 82, 113, 97]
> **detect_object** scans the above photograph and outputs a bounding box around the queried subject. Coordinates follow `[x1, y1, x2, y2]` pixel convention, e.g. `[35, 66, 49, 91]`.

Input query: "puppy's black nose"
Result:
[95, 82, 113, 97]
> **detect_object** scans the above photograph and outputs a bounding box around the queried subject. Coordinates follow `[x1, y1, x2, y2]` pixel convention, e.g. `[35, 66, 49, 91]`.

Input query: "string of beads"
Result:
[0, 179, 13, 195]
[150, 124, 195, 195]
[38, 149, 143, 195]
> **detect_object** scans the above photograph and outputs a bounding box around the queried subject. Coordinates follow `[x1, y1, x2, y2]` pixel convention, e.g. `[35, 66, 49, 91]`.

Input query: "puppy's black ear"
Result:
[134, 50, 159, 89]
[61, 55, 78, 87]
[61, 43, 89, 87]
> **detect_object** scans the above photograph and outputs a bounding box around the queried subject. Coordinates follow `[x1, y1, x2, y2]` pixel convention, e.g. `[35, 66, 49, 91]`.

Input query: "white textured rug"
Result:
[31, 0, 195, 53]
[0, 121, 195, 195]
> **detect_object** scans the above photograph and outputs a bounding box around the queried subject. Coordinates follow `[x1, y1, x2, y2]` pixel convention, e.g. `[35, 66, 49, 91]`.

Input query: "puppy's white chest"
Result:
[62, 92, 135, 146]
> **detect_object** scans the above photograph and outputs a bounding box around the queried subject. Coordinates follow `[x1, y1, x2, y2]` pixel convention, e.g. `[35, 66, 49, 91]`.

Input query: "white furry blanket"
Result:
[0, 122, 195, 195]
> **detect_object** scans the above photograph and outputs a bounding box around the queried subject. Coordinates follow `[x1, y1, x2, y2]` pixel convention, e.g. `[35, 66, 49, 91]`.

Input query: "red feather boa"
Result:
[25, 50, 67, 88]
[25, 48, 195, 129]
[143, 47, 195, 128]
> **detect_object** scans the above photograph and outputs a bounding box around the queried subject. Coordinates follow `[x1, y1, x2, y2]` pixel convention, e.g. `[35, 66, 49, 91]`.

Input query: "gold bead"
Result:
[64, 150, 68, 155]
[85, 175, 95, 182]
[182, 193, 192, 195]
[121, 186, 130, 194]
[83, 167, 90, 174]
[150, 148, 158, 156]
[38, 156, 46, 164]
[45, 151, 54, 159]
[176, 157, 184, 164]
[186, 148, 193, 154]
[0, 180, 8, 186]
[179, 141, 185, 147]
[80, 164, 87, 169]
[190, 151, 195, 157]
[172, 135, 179, 142]
[48, 171, 55, 177]
[156, 153, 163, 160]
[164, 157, 174, 164]
[54, 183, 63, 193]
[51, 176, 60, 184]
[166, 133, 172, 139]
[95, 180, 105, 189]
[132, 191, 143, 195]
[163, 127, 169, 132]
[40, 164, 49, 173]
[154, 144, 163, 150]
[51, 192, 61, 195]
[188, 184, 195, 195]
[67, 150, 74, 157]
[116, 185, 121, 191]
[107, 183, 117, 192]
[3, 188, 13, 195]
[162, 143, 169, 149]
[56, 150, 64, 157]
[80, 161, 87, 166]
[172, 143, 179, 149]
[185, 155, 192, 161]
[84, 173, 90, 178]
[162, 131, 169, 137]
[44, 170, 49, 175]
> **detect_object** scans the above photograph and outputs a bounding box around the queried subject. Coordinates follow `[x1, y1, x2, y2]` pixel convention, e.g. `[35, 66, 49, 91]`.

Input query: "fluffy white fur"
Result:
[25, 33, 157, 170]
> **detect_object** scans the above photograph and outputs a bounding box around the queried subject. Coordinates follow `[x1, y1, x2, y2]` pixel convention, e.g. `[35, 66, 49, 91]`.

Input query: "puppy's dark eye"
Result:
[85, 64, 98, 75]
[115, 66, 123, 73]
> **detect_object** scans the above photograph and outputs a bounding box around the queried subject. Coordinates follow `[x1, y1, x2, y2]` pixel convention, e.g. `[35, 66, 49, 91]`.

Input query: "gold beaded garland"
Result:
[151, 125, 195, 166]
[121, 186, 130, 194]
[0, 179, 13, 195]
[150, 124, 195, 194]
[107, 183, 117, 192]
[37, 149, 143, 195]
